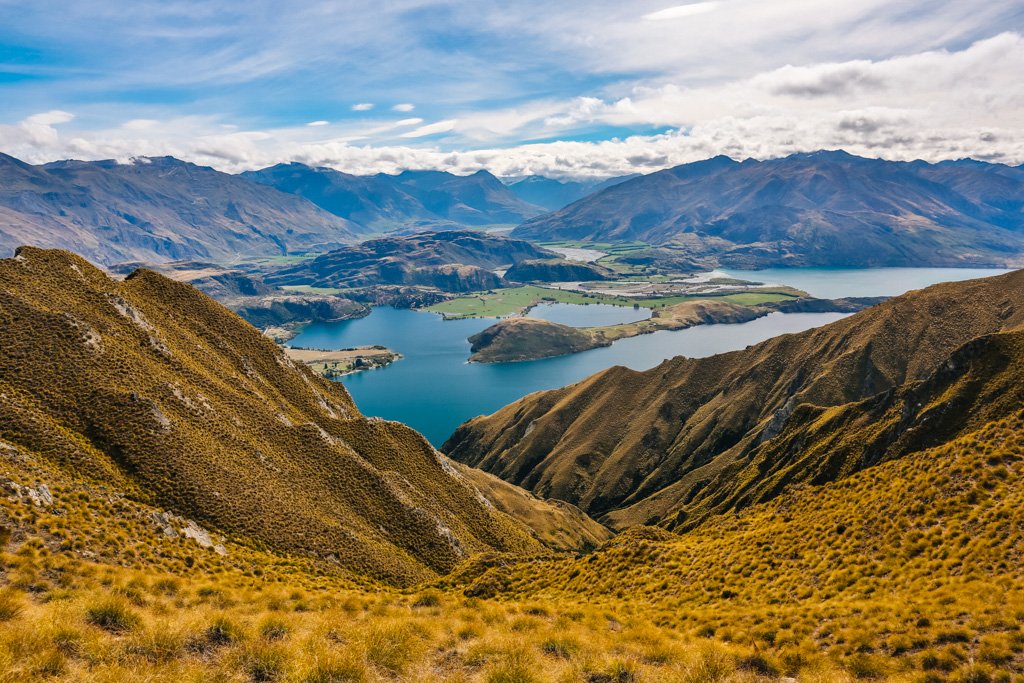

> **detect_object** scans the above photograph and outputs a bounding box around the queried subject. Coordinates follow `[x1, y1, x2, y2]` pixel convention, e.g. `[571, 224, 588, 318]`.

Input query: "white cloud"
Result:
[643, 2, 721, 21]
[392, 103, 415, 112]
[24, 110, 75, 126]
[351, 103, 374, 111]
[399, 119, 457, 138]
[0, 33, 1021, 178]
[306, 120, 330, 126]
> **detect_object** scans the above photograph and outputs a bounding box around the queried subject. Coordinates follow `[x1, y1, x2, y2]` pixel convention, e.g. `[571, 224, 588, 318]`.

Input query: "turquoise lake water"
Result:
[720, 267, 1010, 299]
[526, 302, 652, 327]
[290, 267, 1010, 445]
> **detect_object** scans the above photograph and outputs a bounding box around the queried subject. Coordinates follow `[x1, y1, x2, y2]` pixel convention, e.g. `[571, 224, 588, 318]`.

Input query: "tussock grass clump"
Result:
[0, 590, 24, 621]
[85, 597, 138, 633]
[362, 621, 425, 674]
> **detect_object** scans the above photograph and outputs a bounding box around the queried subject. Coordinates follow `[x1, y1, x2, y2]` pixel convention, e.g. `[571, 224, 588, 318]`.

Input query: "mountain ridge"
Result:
[512, 150, 1024, 268]
[445, 269, 1024, 529]
[0, 154, 358, 265]
[0, 247, 607, 586]
[242, 162, 545, 232]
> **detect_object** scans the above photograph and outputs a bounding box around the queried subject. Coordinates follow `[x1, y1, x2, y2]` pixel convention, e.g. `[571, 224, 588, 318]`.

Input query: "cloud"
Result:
[306, 120, 330, 126]
[351, 103, 374, 111]
[399, 119, 457, 138]
[643, 2, 721, 21]
[0, 30, 1021, 178]
[24, 110, 75, 126]
[392, 103, 415, 112]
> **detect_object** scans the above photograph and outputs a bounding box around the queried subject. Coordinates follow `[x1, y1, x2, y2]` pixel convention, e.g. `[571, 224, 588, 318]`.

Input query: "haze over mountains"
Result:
[502, 174, 637, 211]
[2, 149, 1023, 271]
[242, 163, 546, 232]
[514, 150, 1024, 267]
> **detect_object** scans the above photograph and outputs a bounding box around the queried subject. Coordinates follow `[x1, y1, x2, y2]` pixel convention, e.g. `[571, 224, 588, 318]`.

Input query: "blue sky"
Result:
[0, 0, 1022, 177]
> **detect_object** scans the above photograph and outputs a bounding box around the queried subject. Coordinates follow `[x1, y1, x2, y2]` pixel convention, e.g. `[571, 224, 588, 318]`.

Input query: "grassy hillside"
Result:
[0, 247, 608, 586]
[0, 405, 1019, 680]
[444, 413, 1024, 681]
[445, 270, 1024, 528]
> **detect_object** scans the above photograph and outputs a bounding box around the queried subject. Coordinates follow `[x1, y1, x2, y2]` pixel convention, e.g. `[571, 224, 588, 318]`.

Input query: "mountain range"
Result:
[502, 174, 637, 210]
[0, 154, 357, 265]
[242, 163, 545, 232]
[445, 268, 1024, 529]
[513, 150, 1024, 267]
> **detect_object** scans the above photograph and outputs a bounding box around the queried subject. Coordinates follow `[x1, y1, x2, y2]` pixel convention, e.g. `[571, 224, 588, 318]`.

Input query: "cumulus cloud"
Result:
[392, 103, 416, 112]
[351, 103, 374, 111]
[0, 33, 1021, 178]
[306, 120, 330, 126]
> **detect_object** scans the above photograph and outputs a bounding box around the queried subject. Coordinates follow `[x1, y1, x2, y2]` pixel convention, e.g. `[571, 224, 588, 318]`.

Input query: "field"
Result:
[425, 285, 801, 319]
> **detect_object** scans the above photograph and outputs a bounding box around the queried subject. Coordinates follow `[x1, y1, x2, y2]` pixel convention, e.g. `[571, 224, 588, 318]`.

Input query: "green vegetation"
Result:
[426, 284, 800, 319]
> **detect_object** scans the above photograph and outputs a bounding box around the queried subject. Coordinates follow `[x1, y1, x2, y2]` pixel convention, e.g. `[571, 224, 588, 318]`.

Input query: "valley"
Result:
[3, 2, 1024, 680]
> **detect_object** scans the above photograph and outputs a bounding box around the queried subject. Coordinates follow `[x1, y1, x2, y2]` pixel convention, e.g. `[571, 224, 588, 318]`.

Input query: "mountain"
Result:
[242, 163, 545, 231]
[446, 411, 1024, 681]
[0, 154, 357, 265]
[504, 174, 637, 211]
[0, 247, 610, 586]
[502, 258, 615, 283]
[512, 151, 1024, 268]
[2, 248, 1021, 682]
[445, 269, 1024, 529]
[266, 230, 556, 292]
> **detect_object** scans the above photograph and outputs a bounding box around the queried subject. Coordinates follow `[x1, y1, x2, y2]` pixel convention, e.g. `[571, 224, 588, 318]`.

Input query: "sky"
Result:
[0, 0, 1022, 178]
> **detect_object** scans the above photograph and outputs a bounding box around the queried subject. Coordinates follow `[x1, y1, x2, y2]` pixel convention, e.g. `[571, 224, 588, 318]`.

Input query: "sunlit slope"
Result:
[443, 413, 1024, 678]
[446, 270, 1024, 529]
[0, 247, 555, 585]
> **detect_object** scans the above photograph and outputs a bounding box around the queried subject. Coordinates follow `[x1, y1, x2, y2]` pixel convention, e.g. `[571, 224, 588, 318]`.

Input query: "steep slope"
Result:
[445, 270, 1024, 528]
[242, 163, 545, 230]
[0, 247, 579, 586]
[266, 230, 555, 291]
[447, 412, 1024, 680]
[0, 154, 357, 265]
[513, 151, 1024, 267]
[110, 260, 370, 330]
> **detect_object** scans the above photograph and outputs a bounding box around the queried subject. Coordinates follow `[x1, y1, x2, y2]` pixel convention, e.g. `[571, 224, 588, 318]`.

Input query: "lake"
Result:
[291, 267, 1010, 445]
[720, 267, 1011, 299]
